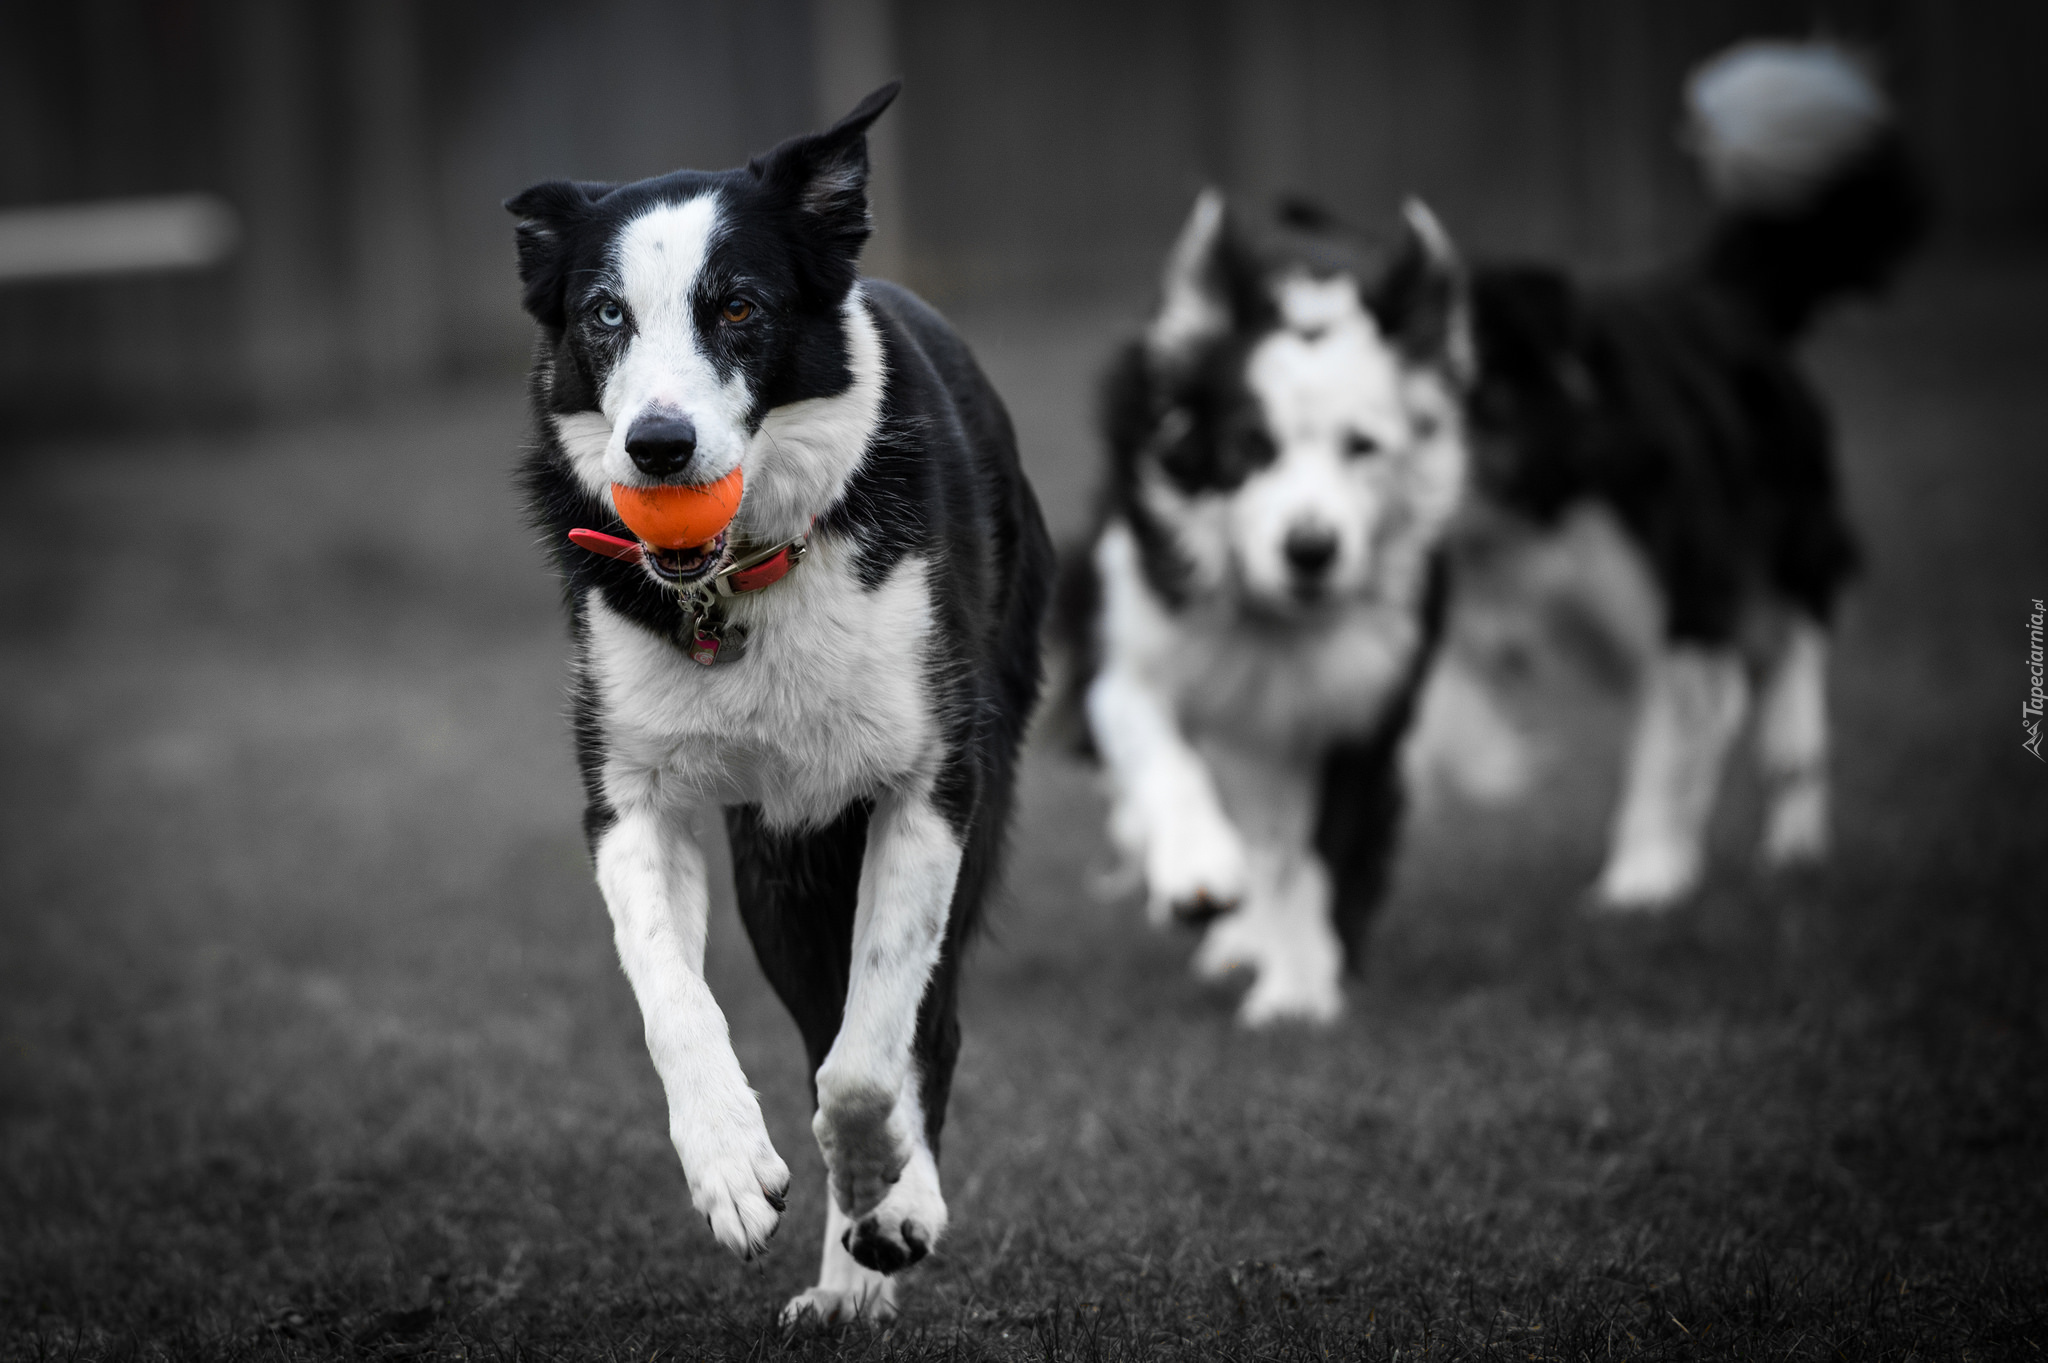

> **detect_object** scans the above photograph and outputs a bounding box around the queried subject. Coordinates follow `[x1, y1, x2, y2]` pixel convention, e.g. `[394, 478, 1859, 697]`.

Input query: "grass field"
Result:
[3, 261, 2044, 1361]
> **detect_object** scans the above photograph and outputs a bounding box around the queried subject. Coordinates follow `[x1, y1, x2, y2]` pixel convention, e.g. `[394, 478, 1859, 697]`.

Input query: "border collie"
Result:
[1458, 41, 1925, 909]
[1056, 192, 1470, 1026]
[507, 85, 1051, 1323]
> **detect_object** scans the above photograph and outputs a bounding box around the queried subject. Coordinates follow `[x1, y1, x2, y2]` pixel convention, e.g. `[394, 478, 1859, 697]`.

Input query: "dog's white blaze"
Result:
[585, 542, 939, 828]
[741, 288, 886, 543]
[1233, 273, 1414, 603]
[592, 801, 789, 1257]
[602, 194, 753, 486]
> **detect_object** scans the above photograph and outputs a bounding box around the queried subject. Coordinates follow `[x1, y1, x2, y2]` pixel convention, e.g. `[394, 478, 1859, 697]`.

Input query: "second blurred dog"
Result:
[1453, 41, 1925, 908]
[1056, 193, 1470, 1025]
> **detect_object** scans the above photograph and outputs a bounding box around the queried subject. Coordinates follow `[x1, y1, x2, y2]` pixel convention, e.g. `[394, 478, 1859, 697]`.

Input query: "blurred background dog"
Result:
[1053, 194, 1469, 1025]
[1418, 40, 1925, 910]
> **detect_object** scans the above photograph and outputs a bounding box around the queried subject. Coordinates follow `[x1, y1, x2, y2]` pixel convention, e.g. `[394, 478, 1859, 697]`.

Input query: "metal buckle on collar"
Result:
[565, 520, 813, 668]
[712, 529, 810, 598]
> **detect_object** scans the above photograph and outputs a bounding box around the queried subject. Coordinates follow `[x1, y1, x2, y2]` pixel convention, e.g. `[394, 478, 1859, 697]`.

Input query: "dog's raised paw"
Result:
[1237, 975, 1344, 1029]
[1171, 887, 1238, 926]
[836, 1134, 949, 1276]
[844, 1215, 930, 1274]
[1144, 816, 1249, 929]
[680, 1132, 790, 1261]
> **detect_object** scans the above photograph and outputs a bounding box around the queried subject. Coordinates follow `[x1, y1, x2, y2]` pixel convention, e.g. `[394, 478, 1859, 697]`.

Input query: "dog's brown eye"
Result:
[721, 299, 753, 323]
[1345, 431, 1381, 457]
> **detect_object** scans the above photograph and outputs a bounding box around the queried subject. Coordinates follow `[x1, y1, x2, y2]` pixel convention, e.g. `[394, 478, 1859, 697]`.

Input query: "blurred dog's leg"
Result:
[1756, 618, 1830, 866]
[1088, 666, 1248, 925]
[1403, 652, 1536, 808]
[1593, 647, 1749, 909]
[1193, 744, 1341, 1025]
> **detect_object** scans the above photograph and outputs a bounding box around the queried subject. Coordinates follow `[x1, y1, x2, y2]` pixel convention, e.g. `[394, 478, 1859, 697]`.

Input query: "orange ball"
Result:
[610, 469, 744, 549]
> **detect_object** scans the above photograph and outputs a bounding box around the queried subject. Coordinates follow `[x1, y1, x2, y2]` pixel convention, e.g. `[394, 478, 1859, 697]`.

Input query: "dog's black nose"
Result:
[625, 413, 698, 479]
[1283, 524, 1340, 576]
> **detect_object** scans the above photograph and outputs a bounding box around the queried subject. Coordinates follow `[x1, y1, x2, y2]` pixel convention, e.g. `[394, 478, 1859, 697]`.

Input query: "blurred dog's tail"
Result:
[1686, 39, 1928, 337]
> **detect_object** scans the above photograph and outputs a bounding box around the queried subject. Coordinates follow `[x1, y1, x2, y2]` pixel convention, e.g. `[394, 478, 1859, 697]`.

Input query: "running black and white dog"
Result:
[1058, 193, 1470, 1026]
[1455, 41, 1924, 908]
[508, 85, 1051, 1322]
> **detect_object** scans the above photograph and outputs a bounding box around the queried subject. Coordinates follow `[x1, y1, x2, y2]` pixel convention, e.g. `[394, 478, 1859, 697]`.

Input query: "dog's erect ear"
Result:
[753, 81, 900, 285]
[1366, 199, 1474, 386]
[1147, 189, 1266, 365]
[505, 180, 602, 329]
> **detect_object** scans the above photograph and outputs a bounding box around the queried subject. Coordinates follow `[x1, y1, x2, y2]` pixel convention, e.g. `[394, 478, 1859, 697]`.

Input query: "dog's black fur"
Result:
[1466, 122, 1926, 647]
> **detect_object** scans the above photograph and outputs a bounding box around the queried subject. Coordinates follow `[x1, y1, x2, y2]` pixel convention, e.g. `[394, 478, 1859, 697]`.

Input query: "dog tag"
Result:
[685, 611, 746, 666]
[688, 624, 723, 667]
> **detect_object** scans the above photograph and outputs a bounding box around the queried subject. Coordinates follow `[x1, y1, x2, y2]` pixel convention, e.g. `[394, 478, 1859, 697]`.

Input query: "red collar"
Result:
[566, 522, 813, 596]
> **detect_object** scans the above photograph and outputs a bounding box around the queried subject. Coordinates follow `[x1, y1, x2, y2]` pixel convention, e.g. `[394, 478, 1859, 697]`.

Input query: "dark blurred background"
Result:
[3, 0, 2045, 425]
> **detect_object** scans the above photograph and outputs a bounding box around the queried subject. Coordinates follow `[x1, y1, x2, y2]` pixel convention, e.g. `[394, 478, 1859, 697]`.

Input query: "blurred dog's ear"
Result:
[1147, 189, 1270, 366]
[504, 180, 602, 329]
[752, 81, 900, 292]
[1367, 199, 1474, 386]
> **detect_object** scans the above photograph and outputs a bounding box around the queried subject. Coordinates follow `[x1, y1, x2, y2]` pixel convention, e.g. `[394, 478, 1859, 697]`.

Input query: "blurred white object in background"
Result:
[0, 194, 240, 283]
[1685, 41, 1891, 211]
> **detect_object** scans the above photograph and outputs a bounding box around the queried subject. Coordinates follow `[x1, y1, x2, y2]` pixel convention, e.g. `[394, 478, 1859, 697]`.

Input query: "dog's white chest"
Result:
[1169, 600, 1420, 746]
[585, 540, 939, 824]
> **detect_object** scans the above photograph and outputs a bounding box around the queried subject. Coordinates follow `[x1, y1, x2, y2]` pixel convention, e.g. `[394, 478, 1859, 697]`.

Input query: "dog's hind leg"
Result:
[1755, 617, 1830, 867]
[1593, 645, 1748, 910]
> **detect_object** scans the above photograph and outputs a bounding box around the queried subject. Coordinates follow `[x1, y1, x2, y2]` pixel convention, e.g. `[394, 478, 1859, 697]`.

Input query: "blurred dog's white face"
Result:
[1119, 195, 1469, 616]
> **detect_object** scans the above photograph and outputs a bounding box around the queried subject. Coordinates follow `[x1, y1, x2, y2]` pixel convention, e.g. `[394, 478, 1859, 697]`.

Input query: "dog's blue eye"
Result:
[597, 300, 625, 328]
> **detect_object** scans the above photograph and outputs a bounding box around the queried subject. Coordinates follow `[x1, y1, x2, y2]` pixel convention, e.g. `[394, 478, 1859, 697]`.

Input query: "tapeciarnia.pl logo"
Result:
[2027, 597, 2045, 760]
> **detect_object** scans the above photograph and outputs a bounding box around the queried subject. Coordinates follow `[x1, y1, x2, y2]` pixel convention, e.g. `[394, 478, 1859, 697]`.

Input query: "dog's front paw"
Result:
[1191, 906, 1263, 980]
[842, 1140, 947, 1275]
[1762, 777, 1828, 868]
[782, 1282, 897, 1327]
[1237, 972, 1343, 1028]
[812, 1083, 909, 1223]
[676, 1121, 789, 1261]
[1144, 811, 1249, 928]
[1590, 840, 1699, 911]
